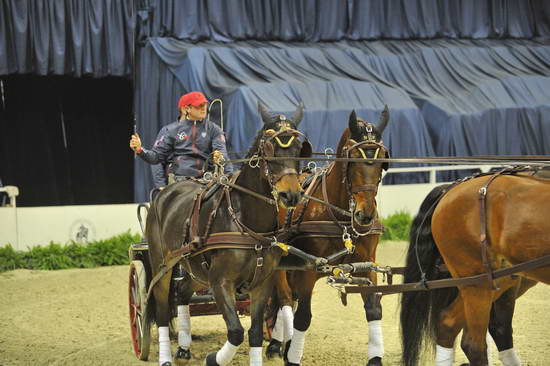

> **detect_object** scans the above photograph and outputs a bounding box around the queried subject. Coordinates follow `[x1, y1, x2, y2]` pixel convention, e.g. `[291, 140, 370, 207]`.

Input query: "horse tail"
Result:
[400, 184, 458, 366]
[265, 282, 280, 332]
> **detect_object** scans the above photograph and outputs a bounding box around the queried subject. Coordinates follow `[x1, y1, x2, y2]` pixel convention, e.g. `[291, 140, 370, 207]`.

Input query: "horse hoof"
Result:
[283, 339, 291, 362]
[367, 357, 383, 366]
[204, 352, 219, 366]
[175, 346, 192, 364]
[283, 340, 300, 365]
[266, 339, 283, 359]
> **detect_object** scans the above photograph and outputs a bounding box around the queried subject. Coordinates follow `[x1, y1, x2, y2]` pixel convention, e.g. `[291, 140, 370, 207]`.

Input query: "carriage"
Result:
[128, 203, 252, 360]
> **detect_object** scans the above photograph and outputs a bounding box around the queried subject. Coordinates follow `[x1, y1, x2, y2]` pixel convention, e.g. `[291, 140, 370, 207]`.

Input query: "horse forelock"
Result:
[336, 128, 352, 156]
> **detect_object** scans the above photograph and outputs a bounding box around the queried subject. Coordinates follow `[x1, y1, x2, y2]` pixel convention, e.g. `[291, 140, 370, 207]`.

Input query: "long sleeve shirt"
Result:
[139, 119, 233, 178]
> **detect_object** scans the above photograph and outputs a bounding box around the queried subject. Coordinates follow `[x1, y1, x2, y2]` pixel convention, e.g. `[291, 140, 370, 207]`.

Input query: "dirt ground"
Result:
[1, 241, 548, 366]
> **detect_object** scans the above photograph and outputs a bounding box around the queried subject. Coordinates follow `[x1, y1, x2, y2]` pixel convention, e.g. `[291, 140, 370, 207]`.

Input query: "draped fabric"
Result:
[0, 0, 135, 77]
[134, 37, 550, 201]
[145, 0, 550, 41]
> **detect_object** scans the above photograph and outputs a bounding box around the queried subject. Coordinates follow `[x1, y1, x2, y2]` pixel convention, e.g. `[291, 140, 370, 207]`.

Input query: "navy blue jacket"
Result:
[139, 119, 233, 180]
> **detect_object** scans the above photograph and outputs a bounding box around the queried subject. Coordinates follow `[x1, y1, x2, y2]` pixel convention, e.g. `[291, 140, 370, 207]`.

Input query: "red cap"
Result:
[178, 92, 208, 108]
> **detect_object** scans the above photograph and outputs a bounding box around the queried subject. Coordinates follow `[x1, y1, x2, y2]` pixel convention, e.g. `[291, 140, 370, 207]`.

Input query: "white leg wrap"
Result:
[177, 305, 192, 348]
[281, 305, 294, 342]
[287, 329, 306, 364]
[249, 346, 263, 366]
[499, 348, 522, 366]
[367, 320, 384, 359]
[158, 326, 172, 365]
[486, 331, 493, 366]
[271, 309, 284, 342]
[215, 341, 239, 366]
[435, 345, 454, 366]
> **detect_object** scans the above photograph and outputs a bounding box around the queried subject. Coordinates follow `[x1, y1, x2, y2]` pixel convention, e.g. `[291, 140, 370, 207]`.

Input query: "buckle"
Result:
[256, 257, 264, 267]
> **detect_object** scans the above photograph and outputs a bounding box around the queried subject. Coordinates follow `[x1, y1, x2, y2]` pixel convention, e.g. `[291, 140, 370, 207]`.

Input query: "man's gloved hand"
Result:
[129, 134, 142, 153]
[212, 150, 225, 164]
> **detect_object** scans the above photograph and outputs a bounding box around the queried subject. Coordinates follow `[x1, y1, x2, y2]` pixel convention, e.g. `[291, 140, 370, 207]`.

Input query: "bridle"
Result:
[248, 121, 311, 203]
[340, 125, 389, 234]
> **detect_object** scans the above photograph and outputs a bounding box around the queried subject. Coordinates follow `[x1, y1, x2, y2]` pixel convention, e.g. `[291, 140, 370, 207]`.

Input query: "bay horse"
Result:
[145, 103, 311, 366]
[268, 107, 390, 366]
[400, 170, 550, 366]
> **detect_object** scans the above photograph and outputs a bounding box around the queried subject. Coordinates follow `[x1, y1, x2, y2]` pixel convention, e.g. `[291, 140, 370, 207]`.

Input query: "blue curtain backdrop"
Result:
[134, 37, 550, 201]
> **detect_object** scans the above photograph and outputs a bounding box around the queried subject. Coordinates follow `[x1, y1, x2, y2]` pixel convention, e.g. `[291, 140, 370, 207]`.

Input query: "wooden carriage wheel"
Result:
[128, 260, 152, 360]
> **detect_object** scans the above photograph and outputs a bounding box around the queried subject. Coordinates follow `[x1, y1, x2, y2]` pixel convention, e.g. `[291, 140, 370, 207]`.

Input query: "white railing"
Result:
[378, 164, 504, 216]
[383, 164, 502, 185]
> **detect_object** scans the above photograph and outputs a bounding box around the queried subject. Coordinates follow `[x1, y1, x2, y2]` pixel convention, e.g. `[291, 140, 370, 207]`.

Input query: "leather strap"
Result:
[344, 253, 550, 295]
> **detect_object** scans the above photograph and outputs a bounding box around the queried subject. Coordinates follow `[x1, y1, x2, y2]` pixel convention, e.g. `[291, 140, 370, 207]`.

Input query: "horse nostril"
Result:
[279, 191, 302, 207]
[278, 191, 289, 203]
[289, 191, 302, 207]
[354, 211, 372, 225]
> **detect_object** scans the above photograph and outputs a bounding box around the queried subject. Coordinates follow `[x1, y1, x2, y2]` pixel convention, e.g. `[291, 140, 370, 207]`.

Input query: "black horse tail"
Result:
[400, 184, 458, 366]
[265, 281, 281, 333]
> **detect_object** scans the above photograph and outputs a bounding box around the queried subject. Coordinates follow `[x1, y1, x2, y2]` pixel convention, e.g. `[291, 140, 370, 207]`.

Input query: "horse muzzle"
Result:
[278, 190, 304, 209]
[353, 210, 374, 226]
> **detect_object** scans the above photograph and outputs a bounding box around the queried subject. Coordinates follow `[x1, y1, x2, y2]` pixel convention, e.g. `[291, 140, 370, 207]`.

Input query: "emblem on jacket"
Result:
[177, 131, 188, 140]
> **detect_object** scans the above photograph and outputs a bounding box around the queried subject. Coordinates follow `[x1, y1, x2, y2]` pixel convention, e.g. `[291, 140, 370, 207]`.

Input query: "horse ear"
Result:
[291, 102, 304, 126]
[377, 105, 390, 134]
[258, 101, 272, 124]
[348, 110, 361, 137]
[300, 141, 312, 157]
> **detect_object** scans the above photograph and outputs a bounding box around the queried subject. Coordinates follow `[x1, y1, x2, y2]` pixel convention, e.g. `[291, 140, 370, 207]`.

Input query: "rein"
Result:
[224, 155, 550, 166]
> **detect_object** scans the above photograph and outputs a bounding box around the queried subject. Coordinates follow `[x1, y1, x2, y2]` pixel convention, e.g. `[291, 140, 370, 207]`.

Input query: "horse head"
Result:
[255, 102, 310, 209]
[341, 105, 390, 226]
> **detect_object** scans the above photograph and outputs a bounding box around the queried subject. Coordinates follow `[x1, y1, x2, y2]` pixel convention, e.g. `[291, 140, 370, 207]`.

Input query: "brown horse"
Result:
[401, 171, 550, 366]
[268, 107, 390, 366]
[145, 103, 310, 366]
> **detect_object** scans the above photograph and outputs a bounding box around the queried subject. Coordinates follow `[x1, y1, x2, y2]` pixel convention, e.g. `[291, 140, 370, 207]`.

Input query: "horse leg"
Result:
[205, 281, 244, 366]
[267, 308, 285, 358]
[488, 278, 536, 366]
[284, 272, 317, 366]
[249, 276, 277, 365]
[173, 272, 196, 364]
[153, 268, 174, 366]
[267, 270, 294, 359]
[355, 237, 384, 366]
[460, 287, 493, 366]
[434, 295, 466, 366]
[361, 291, 383, 366]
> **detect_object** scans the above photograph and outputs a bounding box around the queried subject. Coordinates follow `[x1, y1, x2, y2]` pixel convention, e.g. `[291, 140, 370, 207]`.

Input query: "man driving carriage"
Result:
[129, 91, 233, 184]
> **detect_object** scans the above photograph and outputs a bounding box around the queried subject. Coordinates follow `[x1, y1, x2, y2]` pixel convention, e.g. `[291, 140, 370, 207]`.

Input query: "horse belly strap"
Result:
[170, 232, 273, 259]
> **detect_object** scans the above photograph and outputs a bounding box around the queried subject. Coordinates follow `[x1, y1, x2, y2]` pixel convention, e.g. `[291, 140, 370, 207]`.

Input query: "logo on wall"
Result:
[69, 219, 96, 244]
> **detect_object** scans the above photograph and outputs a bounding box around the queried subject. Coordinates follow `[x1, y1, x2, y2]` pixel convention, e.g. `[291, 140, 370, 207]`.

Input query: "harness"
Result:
[146, 126, 308, 299]
[277, 136, 389, 268]
[332, 166, 550, 295]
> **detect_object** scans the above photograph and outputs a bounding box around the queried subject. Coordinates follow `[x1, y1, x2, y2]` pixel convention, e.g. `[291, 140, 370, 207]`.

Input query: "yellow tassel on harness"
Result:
[344, 238, 355, 253]
[276, 242, 290, 255]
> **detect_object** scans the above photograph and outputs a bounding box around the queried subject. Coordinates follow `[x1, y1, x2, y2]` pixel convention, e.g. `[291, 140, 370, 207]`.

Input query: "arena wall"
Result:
[0, 165, 503, 250]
